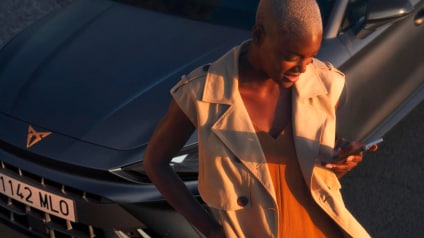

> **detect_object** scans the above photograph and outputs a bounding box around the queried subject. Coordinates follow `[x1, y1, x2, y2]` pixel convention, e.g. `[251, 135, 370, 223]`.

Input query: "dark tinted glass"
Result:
[117, 0, 334, 30]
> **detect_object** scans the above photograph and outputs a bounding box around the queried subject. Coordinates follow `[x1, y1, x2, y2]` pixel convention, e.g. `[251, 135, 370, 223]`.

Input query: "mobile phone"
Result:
[333, 138, 383, 162]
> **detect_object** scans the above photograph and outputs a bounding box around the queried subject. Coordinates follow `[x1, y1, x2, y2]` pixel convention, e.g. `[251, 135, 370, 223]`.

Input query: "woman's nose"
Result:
[297, 58, 312, 73]
[297, 60, 307, 73]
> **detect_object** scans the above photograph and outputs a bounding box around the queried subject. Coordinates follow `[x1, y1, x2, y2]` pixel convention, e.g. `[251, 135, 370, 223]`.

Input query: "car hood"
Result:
[0, 0, 250, 151]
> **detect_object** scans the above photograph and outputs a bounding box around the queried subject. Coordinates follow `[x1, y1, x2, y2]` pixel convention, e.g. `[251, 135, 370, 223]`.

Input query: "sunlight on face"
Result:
[260, 30, 322, 88]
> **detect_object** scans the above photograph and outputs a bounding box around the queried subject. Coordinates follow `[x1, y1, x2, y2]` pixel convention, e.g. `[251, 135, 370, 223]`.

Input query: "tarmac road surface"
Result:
[0, 0, 423, 237]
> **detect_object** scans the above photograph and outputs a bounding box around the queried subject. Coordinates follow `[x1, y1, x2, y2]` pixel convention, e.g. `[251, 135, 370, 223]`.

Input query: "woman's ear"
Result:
[252, 24, 265, 45]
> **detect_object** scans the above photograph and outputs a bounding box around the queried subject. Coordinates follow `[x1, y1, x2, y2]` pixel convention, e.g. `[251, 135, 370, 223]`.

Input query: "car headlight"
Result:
[110, 143, 199, 184]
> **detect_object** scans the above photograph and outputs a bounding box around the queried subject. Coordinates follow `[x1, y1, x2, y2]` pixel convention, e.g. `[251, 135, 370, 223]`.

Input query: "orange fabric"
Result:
[256, 124, 343, 238]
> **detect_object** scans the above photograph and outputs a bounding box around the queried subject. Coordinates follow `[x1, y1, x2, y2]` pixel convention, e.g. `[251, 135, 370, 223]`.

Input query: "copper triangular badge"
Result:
[26, 125, 52, 148]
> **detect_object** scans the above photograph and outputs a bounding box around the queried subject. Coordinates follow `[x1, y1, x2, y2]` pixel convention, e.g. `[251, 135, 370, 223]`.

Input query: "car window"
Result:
[339, 0, 368, 33]
[316, 0, 335, 27]
[117, 0, 338, 31]
[116, 0, 257, 29]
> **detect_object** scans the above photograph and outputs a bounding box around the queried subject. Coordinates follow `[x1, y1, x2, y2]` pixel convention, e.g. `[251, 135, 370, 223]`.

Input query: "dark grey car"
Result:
[0, 0, 423, 237]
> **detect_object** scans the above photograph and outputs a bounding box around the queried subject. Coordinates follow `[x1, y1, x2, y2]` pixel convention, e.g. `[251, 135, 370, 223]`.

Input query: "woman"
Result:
[143, 0, 372, 237]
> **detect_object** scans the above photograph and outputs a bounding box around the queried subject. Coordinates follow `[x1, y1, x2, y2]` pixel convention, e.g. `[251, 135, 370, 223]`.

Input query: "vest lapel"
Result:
[211, 98, 276, 198]
[292, 63, 328, 183]
[201, 44, 275, 198]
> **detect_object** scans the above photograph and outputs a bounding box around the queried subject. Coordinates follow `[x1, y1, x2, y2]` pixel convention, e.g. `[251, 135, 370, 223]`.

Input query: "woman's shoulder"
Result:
[312, 58, 345, 83]
[310, 58, 345, 105]
[311, 58, 345, 91]
[171, 64, 210, 95]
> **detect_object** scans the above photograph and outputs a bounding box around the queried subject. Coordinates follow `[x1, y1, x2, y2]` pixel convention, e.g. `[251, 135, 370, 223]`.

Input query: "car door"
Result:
[317, 0, 424, 142]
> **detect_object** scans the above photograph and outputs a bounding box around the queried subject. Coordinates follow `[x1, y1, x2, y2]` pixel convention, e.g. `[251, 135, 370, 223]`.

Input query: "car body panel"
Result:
[318, 0, 424, 141]
[0, 0, 250, 151]
[335, 0, 424, 141]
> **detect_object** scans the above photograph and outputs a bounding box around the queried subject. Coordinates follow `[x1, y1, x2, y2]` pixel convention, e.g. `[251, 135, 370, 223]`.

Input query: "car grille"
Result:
[0, 160, 105, 238]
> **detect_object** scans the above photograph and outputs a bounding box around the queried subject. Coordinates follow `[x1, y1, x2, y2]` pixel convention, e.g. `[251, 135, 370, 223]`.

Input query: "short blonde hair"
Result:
[256, 0, 322, 38]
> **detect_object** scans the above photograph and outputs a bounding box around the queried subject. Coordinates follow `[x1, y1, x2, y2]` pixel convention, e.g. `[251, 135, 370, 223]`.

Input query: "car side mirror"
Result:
[354, 0, 413, 39]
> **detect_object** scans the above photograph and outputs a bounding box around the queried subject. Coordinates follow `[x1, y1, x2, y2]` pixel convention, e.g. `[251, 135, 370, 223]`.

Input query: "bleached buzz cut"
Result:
[256, 0, 323, 38]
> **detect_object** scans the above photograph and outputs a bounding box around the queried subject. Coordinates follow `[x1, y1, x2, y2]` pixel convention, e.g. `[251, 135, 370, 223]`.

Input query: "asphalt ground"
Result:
[0, 1, 423, 237]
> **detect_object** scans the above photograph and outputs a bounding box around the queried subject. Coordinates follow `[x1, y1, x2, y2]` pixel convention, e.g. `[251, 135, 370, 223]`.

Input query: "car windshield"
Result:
[117, 0, 335, 30]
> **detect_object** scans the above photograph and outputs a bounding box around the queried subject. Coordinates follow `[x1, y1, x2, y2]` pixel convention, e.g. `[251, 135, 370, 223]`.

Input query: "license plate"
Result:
[0, 172, 76, 222]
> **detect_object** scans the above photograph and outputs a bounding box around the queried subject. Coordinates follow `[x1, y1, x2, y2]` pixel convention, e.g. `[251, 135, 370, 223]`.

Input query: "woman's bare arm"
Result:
[143, 99, 224, 237]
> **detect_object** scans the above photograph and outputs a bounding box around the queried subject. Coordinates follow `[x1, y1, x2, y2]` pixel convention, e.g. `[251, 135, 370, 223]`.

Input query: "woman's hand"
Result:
[325, 138, 378, 178]
[325, 153, 363, 178]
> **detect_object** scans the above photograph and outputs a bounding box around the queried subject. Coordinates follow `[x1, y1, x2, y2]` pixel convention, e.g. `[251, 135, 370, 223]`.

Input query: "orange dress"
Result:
[255, 123, 343, 238]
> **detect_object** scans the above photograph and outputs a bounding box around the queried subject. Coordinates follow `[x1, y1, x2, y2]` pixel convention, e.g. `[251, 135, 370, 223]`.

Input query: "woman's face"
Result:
[258, 29, 322, 88]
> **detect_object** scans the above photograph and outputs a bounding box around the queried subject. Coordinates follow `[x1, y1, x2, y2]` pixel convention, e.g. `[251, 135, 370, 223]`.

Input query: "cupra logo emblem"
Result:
[26, 125, 52, 149]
